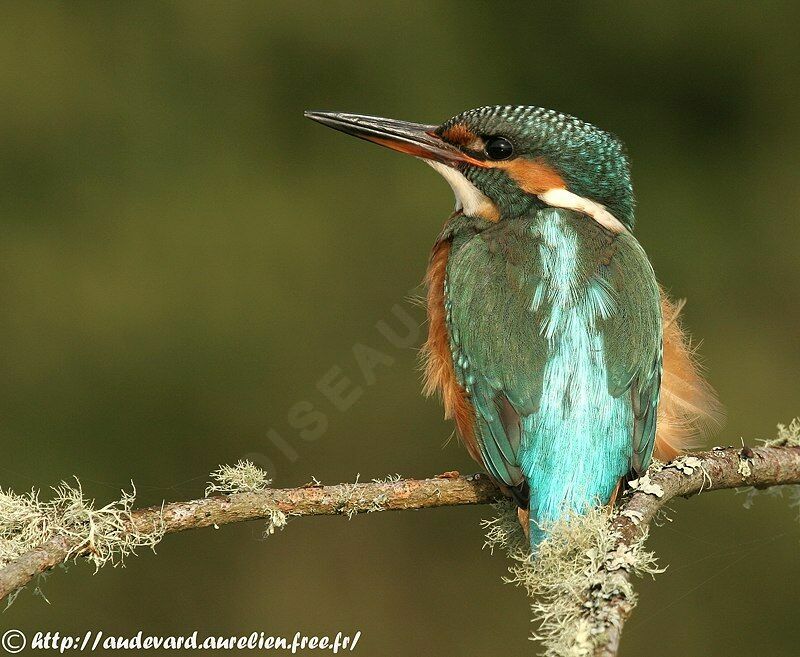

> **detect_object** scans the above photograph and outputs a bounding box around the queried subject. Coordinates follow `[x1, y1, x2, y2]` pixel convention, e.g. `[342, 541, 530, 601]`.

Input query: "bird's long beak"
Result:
[304, 111, 470, 166]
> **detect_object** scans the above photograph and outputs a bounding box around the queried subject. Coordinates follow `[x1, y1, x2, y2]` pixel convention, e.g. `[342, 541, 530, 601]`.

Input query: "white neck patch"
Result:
[424, 159, 497, 220]
[423, 160, 626, 232]
[538, 188, 627, 234]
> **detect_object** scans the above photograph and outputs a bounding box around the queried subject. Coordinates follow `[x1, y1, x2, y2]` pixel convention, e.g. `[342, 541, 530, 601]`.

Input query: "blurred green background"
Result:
[2, 2, 799, 655]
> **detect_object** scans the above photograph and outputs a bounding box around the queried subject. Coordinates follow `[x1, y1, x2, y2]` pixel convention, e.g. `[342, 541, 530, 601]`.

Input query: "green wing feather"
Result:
[600, 230, 663, 475]
[445, 220, 546, 501]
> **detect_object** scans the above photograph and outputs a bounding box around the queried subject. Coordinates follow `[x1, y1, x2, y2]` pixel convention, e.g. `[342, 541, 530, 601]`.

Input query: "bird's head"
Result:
[305, 105, 634, 232]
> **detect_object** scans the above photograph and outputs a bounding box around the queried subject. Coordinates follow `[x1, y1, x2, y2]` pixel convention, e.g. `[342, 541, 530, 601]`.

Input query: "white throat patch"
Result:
[423, 159, 498, 220]
[423, 159, 626, 232]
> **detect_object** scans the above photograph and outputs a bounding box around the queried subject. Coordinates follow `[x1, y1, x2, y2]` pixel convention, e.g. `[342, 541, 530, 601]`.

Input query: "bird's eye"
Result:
[484, 136, 514, 161]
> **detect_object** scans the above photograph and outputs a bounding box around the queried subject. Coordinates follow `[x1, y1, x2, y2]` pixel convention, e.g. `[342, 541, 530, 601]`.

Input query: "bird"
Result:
[305, 105, 721, 549]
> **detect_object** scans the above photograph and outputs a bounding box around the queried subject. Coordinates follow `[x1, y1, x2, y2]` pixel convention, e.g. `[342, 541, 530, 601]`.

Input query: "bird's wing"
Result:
[628, 357, 662, 474]
[599, 231, 663, 476]
[444, 226, 548, 502]
[468, 381, 530, 503]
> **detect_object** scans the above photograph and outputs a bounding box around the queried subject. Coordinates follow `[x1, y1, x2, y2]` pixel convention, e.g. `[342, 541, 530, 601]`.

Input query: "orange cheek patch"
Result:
[493, 158, 566, 194]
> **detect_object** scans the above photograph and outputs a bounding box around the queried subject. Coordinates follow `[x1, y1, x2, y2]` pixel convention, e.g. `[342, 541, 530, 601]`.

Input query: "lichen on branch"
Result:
[0, 479, 164, 580]
[0, 468, 500, 606]
[763, 417, 800, 448]
[205, 460, 273, 496]
[483, 501, 661, 657]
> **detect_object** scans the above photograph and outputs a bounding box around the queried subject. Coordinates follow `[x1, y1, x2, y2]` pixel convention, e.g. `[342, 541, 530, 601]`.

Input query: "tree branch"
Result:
[0, 472, 501, 604]
[594, 445, 800, 656]
[1, 445, 799, 657]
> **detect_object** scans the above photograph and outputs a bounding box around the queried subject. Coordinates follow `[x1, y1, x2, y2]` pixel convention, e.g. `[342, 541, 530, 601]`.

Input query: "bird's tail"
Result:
[529, 519, 546, 551]
[655, 289, 725, 460]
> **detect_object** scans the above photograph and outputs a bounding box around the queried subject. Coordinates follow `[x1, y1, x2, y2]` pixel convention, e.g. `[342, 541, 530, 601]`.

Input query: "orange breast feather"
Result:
[421, 240, 483, 465]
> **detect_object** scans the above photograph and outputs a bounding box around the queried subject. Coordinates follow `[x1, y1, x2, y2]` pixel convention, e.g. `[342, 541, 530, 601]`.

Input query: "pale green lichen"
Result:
[333, 474, 401, 518]
[744, 419, 800, 515]
[205, 461, 288, 537]
[666, 455, 712, 491]
[483, 501, 662, 657]
[619, 509, 644, 525]
[371, 474, 402, 484]
[737, 454, 753, 478]
[762, 417, 800, 448]
[335, 476, 370, 519]
[365, 475, 401, 512]
[627, 473, 664, 498]
[668, 455, 702, 475]
[334, 477, 359, 519]
[0, 478, 165, 596]
[263, 508, 289, 536]
[205, 460, 273, 496]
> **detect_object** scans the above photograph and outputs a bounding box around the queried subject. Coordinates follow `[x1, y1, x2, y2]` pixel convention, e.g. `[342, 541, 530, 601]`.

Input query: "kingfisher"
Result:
[305, 105, 720, 548]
